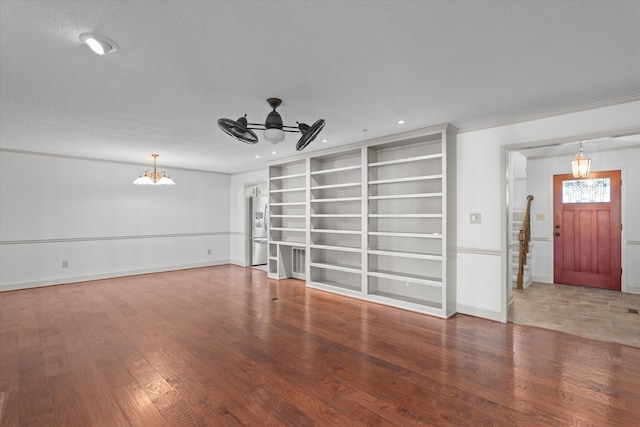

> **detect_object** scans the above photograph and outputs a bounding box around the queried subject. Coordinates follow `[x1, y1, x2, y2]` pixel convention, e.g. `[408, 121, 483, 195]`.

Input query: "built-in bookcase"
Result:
[268, 159, 307, 279]
[308, 149, 364, 296]
[366, 135, 446, 311]
[267, 124, 456, 318]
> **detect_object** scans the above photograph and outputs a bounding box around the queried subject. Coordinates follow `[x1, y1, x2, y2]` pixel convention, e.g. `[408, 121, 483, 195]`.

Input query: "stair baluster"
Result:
[517, 195, 534, 290]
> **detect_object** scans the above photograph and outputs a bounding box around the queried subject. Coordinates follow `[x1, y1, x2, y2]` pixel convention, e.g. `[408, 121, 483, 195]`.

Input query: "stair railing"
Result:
[517, 195, 534, 290]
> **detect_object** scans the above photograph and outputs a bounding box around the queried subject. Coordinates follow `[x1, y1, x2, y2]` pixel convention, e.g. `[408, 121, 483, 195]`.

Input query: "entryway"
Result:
[502, 130, 638, 338]
[509, 282, 640, 347]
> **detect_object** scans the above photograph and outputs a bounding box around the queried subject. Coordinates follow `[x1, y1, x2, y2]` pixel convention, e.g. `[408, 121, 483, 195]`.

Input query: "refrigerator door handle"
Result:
[263, 205, 268, 230]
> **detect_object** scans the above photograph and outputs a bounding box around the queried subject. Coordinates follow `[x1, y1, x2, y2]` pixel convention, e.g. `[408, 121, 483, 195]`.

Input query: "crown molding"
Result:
[0, 148, 229, 175]
[458, 95, 640, 134]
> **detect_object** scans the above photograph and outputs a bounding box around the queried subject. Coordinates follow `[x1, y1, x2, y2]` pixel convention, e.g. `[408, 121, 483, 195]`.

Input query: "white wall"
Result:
[510, 151, 528, 212]
[456, 100, 640, 321]
[527, 146, 640, 293]
[0, 151, 230, 290]
[229, 169, 268, 266]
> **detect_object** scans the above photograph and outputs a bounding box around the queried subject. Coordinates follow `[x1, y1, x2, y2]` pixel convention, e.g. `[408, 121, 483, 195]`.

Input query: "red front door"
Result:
[553, 170, 621, 290]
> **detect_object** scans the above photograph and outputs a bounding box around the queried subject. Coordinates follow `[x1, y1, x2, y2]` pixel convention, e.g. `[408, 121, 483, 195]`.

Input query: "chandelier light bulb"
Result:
[133, 154, 175, 185]
[571, 142, 591, 178]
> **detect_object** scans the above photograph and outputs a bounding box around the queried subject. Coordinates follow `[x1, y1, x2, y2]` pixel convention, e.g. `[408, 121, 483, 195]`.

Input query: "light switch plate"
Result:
[470, 213, 481, 224]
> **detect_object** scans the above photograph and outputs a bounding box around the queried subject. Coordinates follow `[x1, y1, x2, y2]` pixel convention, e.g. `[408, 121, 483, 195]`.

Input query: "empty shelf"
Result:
[369, 175, 443, 185]
[368, 231, 442, 238]
[270, 187, 306, 193]
[270, 202, 306, 206]
[270, 172, 306, 181]
[310, 244, 362, 253]
[369, 193, 442, 200]
[310, 262, 361, 274]
[311, 229, 361, 234]
[311, 182, 361, 190]
[310, 165, 361, 175]
[368, 153, 442, 167]
[368, 249, 442, 260]
[368, 270, 442, 286]
[311, 197, 362, 203]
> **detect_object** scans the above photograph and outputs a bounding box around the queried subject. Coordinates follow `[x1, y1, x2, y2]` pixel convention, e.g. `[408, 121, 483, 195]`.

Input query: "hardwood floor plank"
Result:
[2, 265, 639, 426]
[111, 382, 171, 427]
[0, 391, 19, 427]
[48, 372, 93, 427]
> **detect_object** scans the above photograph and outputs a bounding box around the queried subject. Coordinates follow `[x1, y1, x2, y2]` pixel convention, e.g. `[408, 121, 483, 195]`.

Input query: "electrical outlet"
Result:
[536, 213, 545, 220]
[62, 261, 68, 268]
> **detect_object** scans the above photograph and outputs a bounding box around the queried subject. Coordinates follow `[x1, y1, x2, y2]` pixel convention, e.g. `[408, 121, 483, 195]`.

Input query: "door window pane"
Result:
[562, 178, 610, 203]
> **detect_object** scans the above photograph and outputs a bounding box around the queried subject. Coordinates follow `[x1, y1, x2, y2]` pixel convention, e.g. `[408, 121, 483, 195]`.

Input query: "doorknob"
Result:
[554, 232, 560, 237]
[555, 224, 560, 229]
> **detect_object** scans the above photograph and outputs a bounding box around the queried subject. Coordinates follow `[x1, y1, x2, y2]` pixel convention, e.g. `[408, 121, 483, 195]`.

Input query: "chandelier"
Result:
[133, 154, 175, 185]
[217, 98, 325, 151]
[571, 142, 591, 178]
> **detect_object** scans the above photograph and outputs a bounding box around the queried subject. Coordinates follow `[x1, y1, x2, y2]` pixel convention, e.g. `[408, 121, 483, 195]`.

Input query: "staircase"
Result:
[509, 196, 533, 289]
[510, 204, 533, 289]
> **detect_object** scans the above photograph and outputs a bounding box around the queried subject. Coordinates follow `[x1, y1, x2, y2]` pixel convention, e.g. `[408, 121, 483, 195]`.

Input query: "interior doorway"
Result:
[501, 130, 639, 327]
[553, 170, 622, 290]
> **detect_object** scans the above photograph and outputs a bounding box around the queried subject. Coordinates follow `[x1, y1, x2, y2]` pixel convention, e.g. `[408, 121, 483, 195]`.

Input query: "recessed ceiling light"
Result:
[397, 120, 405, 125]
[272, 151, 277, 154]
[255, 155, 260, 159]
[79, 33, 118, 55]
[322, 139, 327, 143]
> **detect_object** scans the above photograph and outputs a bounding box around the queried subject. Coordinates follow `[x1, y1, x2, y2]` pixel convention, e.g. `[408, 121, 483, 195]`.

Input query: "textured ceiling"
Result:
[1, 0, 639, 174]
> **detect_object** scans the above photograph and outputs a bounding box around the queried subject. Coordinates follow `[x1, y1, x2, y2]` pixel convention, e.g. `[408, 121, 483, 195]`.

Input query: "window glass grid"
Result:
[562, 178, 610, 203]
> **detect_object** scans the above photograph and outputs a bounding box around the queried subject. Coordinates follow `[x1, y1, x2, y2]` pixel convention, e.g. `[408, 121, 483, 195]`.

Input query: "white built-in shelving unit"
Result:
[267, 159, 307, 280]
[308, 148, 365, 296]
[267, 123, 456, 318]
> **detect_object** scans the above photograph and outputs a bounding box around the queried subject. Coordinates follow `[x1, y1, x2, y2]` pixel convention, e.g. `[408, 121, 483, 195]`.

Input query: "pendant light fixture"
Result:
[571, 142, 591, 178]
[133, 154, 175, 185]
[217, 98, 325, 151]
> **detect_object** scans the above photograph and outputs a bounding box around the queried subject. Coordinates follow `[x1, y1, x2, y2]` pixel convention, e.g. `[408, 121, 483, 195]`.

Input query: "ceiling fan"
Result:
[217, 98, 325, 151]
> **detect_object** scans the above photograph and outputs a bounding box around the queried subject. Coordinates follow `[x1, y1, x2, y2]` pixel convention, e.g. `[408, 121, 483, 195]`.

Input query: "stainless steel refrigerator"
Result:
[249, 195, 268, 266]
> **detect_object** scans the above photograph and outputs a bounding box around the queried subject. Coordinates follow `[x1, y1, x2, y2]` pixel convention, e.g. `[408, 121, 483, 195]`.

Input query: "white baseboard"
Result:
[0, 260, 230, 292]
[456, 303, 502, 322]
[625, 286, 640, 295]
[229, 259, 247, 267]
[532, 275, 551, 283]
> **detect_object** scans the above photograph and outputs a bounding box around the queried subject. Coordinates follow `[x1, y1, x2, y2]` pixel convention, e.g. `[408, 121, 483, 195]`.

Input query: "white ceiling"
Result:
[1, 0, 639, 174]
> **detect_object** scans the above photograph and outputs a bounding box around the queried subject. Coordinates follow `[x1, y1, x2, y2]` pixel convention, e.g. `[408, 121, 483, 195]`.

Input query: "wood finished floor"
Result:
[1, 265, 639, 426]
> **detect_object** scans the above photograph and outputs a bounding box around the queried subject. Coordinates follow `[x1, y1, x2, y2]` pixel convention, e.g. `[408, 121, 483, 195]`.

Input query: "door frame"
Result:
[499, 127, 637, 323]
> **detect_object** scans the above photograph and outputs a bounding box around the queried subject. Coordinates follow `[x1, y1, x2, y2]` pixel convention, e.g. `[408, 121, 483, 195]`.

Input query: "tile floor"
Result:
[509, 282, 640, 347]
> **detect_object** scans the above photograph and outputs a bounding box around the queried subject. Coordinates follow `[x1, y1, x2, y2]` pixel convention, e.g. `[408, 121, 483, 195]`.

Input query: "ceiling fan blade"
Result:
[296, 119, 325, 151]
[218, 117, 259, 144]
